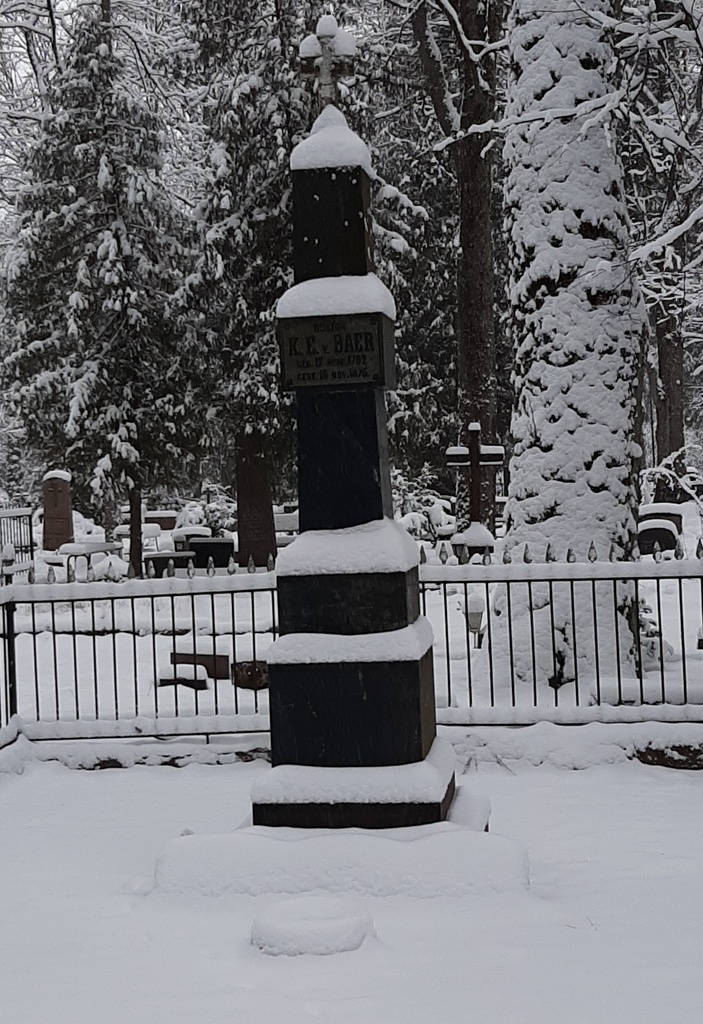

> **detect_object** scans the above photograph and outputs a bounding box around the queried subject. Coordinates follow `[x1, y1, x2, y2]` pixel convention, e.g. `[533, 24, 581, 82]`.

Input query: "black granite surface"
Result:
[268, 649, 436, 768]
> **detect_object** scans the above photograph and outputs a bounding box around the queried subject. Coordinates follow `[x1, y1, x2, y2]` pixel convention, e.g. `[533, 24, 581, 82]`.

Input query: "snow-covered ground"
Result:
[3, 723, 703, 1024]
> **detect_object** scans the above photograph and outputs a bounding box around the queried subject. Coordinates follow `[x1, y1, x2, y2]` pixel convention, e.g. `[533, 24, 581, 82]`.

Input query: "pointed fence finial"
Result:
[227, 555, 237, 575]
[633, 543, 641, 561]
[438, 543, 449, 565]
[545, 542, 555, 563]
[588, 541, 598, 563]
[166, 558, 175, 578]
[67, 562, 75, 583]
[147, 560, 156, 579]
[523, 544, 532, 564]
[267, 552, 276, 572]
[127, 561, 136, 579]
[459, 545, 469, 565]
[653, 540, 662, 562]
[502, 546, 512, 564]
[206, 556, 216, 577]
[27, 566, 35, 584]
[608, 543, 617, 562]
[566, 547, 576, 563]
[247, 554, 256, 573]
[482, 547, 492, 565]
[675, 536, 685, 560]
[419, 545, 427, 565]
[187, 559, 196, 578]
[47, 566, 56, 584]
[697, 538, 703, 560]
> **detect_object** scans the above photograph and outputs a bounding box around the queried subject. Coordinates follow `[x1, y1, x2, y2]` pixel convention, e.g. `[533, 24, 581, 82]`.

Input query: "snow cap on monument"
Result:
[290, 105, 373, 176]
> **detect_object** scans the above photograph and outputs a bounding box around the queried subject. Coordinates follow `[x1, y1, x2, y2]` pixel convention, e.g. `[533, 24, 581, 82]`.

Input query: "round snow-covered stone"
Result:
[251, 896, 374, 956]
[452, 523, 495, 547]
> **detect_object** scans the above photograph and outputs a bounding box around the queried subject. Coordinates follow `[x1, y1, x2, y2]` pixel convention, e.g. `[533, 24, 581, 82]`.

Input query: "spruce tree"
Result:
[500, 0, 649, 691]
[182, 0, 320, 496]
[3, 8, 202, 569]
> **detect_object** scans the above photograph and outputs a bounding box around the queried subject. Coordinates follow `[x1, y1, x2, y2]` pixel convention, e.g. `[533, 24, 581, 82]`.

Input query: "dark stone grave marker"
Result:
[252, 17, 454, 830]
[235, 431, 277, 569]
[42, 470, 74, 552]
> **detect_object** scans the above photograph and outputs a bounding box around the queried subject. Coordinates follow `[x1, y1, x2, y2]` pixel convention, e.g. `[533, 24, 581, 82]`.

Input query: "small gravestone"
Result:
[235, 431, 277, 568]
[42, 470, 74, 551]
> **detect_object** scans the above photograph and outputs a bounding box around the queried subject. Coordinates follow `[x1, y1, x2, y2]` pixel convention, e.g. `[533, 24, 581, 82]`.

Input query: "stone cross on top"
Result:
[299, 15, 357, 106]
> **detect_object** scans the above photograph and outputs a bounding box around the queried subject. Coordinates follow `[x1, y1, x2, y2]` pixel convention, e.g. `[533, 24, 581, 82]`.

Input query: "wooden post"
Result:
[468, 423, 482, 525]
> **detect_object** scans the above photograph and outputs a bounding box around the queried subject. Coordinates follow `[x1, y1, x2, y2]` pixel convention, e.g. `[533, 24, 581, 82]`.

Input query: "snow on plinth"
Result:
[155, 823, 528, 898]
[290, 104, 372, 175]
[266, 615, 433, 665]
[252, 737, 454, 806]
[251, 896, 374, 956]
[447, 782, 491, 832]
[276, 517, 416, 576]
[42, 469, 71, 482]
[452, 523, 495, 548]
[276, 272, 396, 321]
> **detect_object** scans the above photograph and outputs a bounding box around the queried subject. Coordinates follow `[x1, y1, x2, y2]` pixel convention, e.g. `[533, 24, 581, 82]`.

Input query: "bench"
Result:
[57, 541, 124, 575]
[170, 647, 231, 681]
[157, 661, 209, 691]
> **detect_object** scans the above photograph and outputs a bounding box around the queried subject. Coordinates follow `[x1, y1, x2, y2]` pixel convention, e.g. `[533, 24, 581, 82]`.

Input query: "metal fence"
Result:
[1, 553, 703, 738]
[0, 507, 34, 584]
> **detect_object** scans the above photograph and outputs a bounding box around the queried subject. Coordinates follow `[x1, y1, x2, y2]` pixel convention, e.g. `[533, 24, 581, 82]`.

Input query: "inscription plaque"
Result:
[278, 312, 395, 391]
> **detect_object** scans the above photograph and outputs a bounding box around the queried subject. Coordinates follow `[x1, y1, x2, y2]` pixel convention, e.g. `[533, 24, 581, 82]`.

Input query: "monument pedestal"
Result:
[252, 737, 456, 829]
[251, 518, 455, 829]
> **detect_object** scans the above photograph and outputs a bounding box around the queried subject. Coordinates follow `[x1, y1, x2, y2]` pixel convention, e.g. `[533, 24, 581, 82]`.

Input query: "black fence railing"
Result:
[420, 557, 703, 723]
[0, 507, 34, 585]
[1, 554, 703, 737]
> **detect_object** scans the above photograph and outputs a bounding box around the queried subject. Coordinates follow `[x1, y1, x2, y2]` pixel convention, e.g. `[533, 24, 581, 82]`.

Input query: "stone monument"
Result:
[251, 17, 455, 829]
[41, 469, 74, 551]
[234, 431, 277, 568]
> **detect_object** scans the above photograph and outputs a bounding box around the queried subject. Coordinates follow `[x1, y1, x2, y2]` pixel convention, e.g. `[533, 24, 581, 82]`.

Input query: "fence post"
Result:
[4, 600, 17, 720]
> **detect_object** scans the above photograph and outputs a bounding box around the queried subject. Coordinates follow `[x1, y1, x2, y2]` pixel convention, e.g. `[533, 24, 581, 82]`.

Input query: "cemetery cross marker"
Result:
[251, 15, 456, 830]
[446, 422, 504, 558]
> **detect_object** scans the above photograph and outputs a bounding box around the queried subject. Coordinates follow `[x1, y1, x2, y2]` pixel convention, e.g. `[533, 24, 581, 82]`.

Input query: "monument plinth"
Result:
[252, 19, 454, 830]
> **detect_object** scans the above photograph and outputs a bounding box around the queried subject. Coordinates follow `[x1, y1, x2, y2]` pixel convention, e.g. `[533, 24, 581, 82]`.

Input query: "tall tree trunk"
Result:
[412, 0, 501, 529]
[128, 487, 143, 578]
[654, 311, 686, 500]
[501, 0, 648, 691]
[504, 0, 646, 564]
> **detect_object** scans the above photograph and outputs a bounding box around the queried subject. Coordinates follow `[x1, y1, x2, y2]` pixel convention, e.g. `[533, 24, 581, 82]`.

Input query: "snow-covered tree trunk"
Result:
[503, 0, 647, 563]
[500, 0, 649, 693]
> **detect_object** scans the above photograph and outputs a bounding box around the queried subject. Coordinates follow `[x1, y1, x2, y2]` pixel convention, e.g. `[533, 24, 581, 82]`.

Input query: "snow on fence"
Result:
[1, 551, 702, 739]
[0, 507, 34, 585]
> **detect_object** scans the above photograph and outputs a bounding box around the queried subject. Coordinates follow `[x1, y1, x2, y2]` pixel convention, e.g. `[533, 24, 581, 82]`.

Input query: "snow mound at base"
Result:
[154, 822, 528, 898]
[447, 782, 491, 831]
[251, 896, 374, 956]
